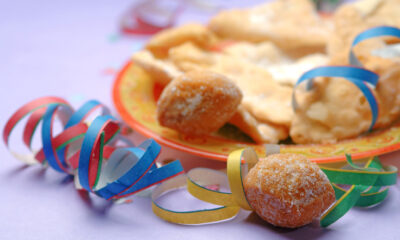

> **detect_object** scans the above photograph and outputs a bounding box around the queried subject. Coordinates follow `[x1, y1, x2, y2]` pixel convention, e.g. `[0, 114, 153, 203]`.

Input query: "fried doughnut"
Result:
[244, 153, 335, 228]
[157, 70, 242, 136]
[168, 42, 294, 127]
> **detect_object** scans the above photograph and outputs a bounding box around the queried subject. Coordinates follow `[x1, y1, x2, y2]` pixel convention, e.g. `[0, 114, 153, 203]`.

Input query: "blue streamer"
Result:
[42, 103, 72, 173]
[78, 115, 116, 191]
[78, 116, 184, 199]
[293, 66, 379, 130]
[349, 26, 400, 66]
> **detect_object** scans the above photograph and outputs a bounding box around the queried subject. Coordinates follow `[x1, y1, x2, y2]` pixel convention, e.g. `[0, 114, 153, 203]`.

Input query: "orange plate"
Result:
[113, 61, 400, 163]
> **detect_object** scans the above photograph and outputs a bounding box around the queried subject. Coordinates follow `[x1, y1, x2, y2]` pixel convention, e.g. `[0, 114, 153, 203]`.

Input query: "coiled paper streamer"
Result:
[319, 154, 397, 227]
[292, 66, 379, 130]
[293, 26, 400, 131]
[349, 26, 400, 67]
[152, 147, 397, 227]
[120, 0, 184, 35]
[119, 0, 221, 36]
[3, 97, 184, 201]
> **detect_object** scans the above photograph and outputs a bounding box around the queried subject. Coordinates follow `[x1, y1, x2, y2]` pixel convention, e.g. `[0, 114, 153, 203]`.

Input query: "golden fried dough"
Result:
[168, 42, 215, 72]
[229, 106, 288, 144]
[264, 54, 329, 86]
[212, 57, 294, 127]
[244, 153, 335, 228]
[221, 42, 289, 66]
[364, 57, 400, 128]
[134, 43, 292, 143]
[290, 77, 375, 144]
[221, 42, 328, 86]
[145, 23, 218, 58]
[328, 0, 400, 56]
[290, 44, 400, 144]
[134, 1, 400, 144]
[157, 70, 242, 136]
[169, 42, 294, 127]
[132, 50, 182, 85]
[208, 0, 333, 57]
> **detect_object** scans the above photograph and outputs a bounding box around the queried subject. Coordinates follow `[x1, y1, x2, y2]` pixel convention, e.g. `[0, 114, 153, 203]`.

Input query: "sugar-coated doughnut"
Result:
[244, 153, 335, 228]
[157, 70, 242, 136]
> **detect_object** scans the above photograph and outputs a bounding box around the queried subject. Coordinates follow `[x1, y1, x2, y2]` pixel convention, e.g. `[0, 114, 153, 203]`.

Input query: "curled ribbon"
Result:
[3, 97, 184, 200]
[320, 154, 397, 227]
[349, 26, 400, 67]
[293, 26, 400, 131]
[152, 148, 259, 224]
[120, 0, 185, 35]
[152, 148, 397, 227]
[292, 66, 379, 130]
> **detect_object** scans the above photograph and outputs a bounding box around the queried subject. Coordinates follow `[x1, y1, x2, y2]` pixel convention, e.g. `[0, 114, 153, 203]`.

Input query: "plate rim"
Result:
[113, 60, 400, 163]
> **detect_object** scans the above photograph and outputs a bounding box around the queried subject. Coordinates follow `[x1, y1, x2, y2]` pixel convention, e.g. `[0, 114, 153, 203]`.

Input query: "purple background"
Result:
[1, 0, 400, 239]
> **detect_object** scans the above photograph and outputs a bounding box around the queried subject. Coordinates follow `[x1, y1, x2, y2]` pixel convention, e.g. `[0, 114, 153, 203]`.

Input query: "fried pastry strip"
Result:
[208, 0, 333, 57]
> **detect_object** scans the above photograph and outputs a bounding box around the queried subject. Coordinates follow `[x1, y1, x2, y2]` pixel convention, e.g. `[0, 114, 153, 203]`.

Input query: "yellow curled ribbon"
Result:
[152, 148, 259, 224]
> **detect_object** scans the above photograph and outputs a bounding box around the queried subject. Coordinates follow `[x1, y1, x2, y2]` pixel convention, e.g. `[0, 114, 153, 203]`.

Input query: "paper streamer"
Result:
[293, 26, 400, 131]
[119, 0, 222, 36]
[292, 66, 379, 130]
[319, 154, 397, 227]
[152, 148, 258, 224]
[120, 0, 185, 35]
[349, 26, 400, 67]
[152, 148, 397, 227]
[3, 97, 184, 200]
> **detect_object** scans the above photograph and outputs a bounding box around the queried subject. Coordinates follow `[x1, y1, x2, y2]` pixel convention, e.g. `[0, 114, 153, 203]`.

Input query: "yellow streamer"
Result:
[152, 147, 258, 224]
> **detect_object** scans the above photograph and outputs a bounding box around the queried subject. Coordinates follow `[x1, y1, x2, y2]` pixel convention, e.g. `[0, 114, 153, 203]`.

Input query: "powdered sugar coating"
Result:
[157, 70, 242, 136]
[244, 153, 335, 228]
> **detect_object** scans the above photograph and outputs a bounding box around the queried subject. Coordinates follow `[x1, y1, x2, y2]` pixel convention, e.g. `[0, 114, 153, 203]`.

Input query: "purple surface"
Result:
[0, 0, 400, 239]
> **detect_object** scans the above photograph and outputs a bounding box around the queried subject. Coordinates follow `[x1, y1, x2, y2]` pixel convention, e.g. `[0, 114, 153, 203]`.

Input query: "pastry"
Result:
[229, 106, 288, 144]
[157, 70, 242, 136]
[244, 153, 335, 228]
[131, 0, 400, 144]
[169, 42, 294, 128]
[208, 0, 333, 58]
[328, 0, 400, 56]
[132, 50, 182, 85]
[220, 42, 289, 66]
[290, 77, 374, 144]
[290, 49, 400, 144]
[133, 44, 291, 143]
[145, 23, 218, 58]
[218, 42, 329, 86]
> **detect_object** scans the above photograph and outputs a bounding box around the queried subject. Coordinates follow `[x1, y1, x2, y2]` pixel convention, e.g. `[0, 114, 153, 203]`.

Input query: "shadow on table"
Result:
[4, 164, 114, 217]
[245, 212, 333, 240]
[4, 164, 47, 180]
[76, 189, 114, 216]
[352, 189, 395, 213]
[4, 164, 30, 177]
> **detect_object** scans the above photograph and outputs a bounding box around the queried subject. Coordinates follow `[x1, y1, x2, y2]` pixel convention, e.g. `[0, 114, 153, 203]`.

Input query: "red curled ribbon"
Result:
[120, 0, 185, 36]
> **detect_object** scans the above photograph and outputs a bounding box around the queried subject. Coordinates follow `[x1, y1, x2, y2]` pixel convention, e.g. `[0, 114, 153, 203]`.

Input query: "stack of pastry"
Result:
[132, 0, 400, 144]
